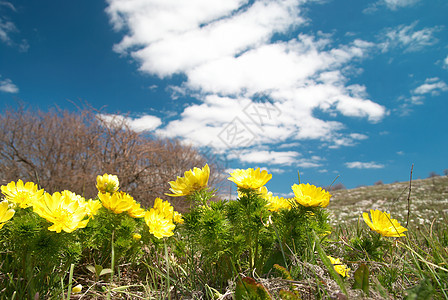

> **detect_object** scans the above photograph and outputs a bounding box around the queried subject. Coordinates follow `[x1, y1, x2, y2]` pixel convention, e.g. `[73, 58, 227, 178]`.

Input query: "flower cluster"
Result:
[96, 173, 183, 239]
[1, 180, 98, 233]
[228, 168, 272, 189]
[166, 164, 210, 197]
[266, 195, 292, 212]
[0, 173, 186, 239]
[96, 173, 146, 218]
[291, 183, 331, 208]
[0, 163, 410, 291]
[96, 173, 119, 194]
[33, 191, 90, 233]
[1, 179, 44, 208]
[144, 198, 182, 239]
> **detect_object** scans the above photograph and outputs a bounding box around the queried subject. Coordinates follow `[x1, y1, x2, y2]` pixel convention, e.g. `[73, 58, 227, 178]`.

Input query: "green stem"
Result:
[248, 234, 253, 271]
[66, 263, 75, 300]
[107, 230, 115, 300]
[253, 230, 259, 271]
[164, 240, 171, 300]
[313, 231, 347, 295]
[111, 230, 115, 280]
[272, 221, 288, 269]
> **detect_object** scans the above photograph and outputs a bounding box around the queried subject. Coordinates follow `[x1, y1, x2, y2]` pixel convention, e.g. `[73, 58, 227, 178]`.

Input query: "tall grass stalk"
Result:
[313, 231, 347, 295]
[164, 240, 171, 300]
[399, 236, 448, 299]
[271, 221, 288, 269]
[65, 263, 75, 300]
[107, 230, 115, 300]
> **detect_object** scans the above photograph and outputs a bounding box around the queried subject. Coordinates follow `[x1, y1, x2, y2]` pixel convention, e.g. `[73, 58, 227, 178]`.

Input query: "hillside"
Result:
[327, 175, 448, 227]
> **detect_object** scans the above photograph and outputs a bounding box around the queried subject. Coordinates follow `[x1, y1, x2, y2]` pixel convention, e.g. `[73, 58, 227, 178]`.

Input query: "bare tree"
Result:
[0, 105, 225, 211]
[428, 171, 440, 178]
[325, 183, 346, 191]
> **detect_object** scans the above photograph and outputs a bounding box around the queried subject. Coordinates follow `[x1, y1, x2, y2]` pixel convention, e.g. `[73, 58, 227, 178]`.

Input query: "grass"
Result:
[72, 174, 447, 299]
[328, 175, 448, 227]
[2, 175, 448, 299]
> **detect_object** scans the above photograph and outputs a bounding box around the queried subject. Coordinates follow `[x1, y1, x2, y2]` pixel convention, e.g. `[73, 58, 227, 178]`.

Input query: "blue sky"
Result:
[1, 0, 447, 197]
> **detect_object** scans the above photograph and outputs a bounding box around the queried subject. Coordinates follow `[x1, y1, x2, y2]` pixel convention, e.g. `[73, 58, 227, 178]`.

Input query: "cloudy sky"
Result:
[1, 0, 447, 197]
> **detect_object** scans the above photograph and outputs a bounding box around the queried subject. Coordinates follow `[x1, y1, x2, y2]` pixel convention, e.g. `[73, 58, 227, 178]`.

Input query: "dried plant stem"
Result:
[406, 164, 413, 228]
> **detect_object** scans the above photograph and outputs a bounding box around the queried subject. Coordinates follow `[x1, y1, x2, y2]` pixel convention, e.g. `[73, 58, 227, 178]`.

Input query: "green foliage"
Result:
[352, 264, 370, 295]
[278, 289, 301, 300]
[377, 265, 401, 294]
[234, 277, 272, 300]
[0, 207, 82, 299]
[2, 170, 448, 299]
[273, 264, 293, 280]
[180, 186, 333, 290]
[404, 278, 435, 300]
[78, 207, 145, 267]
[314, 232, 348, 296]
[349, 230, 385, 261]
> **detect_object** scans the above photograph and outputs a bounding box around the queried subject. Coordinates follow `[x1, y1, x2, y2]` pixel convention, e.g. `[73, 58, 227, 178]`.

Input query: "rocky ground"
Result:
[327, 175, 448, 228]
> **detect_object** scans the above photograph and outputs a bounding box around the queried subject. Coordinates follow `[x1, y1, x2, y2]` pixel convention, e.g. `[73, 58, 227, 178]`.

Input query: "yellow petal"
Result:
[72, 284, 82, 294]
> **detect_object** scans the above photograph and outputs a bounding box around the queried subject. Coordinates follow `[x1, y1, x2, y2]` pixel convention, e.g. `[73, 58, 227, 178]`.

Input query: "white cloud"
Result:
[128, 1, 304, 77]
[444, 55, 448, 69]
[350, 133, 368, 140]
[266, 168, 287, 174]
[345, 161, 385, 169]
[364, 0, 419, 13]
[229, 149, 322, 167]
[0, 16, 16, 44]
[383, 0, 419, 10]
[328, 132, 369, 149]
[380, 22, 439, 53]
[0, 77, 18, 93]
[233, 150, 300, 166]
[401, 78, 448, 107]
[0, 2, 17, 44]
[107, 0, 248, 47]
[396, 76, 448, 115]
[97, 113, 162, 132]
[413, 78, 448, 96]
[0, 2, 27, 51]
[106, 0, 387, 165]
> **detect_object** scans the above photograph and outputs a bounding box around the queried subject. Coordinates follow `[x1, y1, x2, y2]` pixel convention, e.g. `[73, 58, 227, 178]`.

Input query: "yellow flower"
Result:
[267, 196, 292, 212]
[258, 186, 273, 199]
[96, 173, 119, 194]
[85, 199, 102, 219]
[61, 190, 85, 203]
[173, 211, 184, 224]
[327, 256, 350, 277]
[127, 201, 146, 218]
[72, 284, 82, 294]
[98, 191, 134, 214]
[228, 168, 272, 189]
[1, 179, 44, 208]
[363, 209, 407, 237]
[132, 233, 142, 241]
[33, 191, 89, 233]
[153, 197, 174, 219]
[0, 201, 15, 229]
[144, 209, 176, 239]
[291, 183, 331, 208]
[166, 164, 210, 197]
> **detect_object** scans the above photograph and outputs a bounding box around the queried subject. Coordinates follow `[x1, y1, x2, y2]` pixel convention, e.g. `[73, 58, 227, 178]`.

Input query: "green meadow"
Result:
[0, 170, 447, 299]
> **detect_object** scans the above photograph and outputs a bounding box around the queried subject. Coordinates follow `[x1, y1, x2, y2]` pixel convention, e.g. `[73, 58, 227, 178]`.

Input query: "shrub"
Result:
[0, 105, 224, 211]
